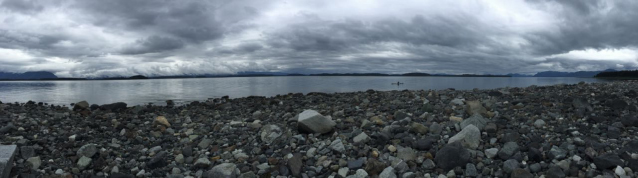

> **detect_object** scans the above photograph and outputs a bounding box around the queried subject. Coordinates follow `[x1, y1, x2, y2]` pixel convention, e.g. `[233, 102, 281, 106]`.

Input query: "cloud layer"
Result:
[0, 0, 637, 77]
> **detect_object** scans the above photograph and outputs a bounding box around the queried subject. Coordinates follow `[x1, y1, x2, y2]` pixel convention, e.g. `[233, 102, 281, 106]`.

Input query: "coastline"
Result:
[1, 81, 637, 177]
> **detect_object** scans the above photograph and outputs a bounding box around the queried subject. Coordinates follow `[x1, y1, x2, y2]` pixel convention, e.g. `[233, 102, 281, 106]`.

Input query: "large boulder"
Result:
[73, 101, 89, 111]
[447, 124, 481, 149]
[205, 163, 239, 178]
[100, 102, 127, 111]
[0, 145, 17, 178]
[435, 142, 470, 171]
[297, 110, 336, 134]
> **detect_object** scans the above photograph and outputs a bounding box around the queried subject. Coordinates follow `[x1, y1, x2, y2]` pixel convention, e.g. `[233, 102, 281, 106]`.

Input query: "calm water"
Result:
[0, 76, 606, 106]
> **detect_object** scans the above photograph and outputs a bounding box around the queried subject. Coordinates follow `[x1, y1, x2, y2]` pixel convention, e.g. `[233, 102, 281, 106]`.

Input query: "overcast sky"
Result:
[1, 0, 637, 77]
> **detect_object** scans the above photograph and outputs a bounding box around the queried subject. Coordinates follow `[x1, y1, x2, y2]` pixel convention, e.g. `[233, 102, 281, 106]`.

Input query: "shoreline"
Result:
[1, 81, 637, 177]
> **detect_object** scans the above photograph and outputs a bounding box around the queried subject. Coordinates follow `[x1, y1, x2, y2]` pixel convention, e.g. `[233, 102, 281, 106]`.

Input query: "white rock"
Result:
[485, 148, 499, 159]
[353, 132, 370, 144]
[297, 110, 336, 134]
[447, 124, 481, 149]
[338, 167, 349, 177]
[615, 166, 626, 176]
[534, 119, 546, 128]
[136, 169, 146, 177]
[572, 155, 582, 162]
[55, 169, 64, 175]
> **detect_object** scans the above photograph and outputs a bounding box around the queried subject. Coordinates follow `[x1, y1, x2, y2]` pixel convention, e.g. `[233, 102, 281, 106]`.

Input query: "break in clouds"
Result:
[0, 0, 638, 77]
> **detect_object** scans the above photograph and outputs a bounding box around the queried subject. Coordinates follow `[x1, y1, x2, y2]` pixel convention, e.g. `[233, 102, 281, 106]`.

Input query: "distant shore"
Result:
[0, 73, 513, 81]
[1, 81, 637, 177]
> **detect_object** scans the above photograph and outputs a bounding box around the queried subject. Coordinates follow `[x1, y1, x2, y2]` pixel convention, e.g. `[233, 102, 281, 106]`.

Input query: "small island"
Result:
[594, 70, 638, 79]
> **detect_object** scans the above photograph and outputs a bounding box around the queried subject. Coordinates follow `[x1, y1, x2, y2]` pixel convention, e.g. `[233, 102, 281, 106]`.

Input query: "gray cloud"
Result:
[0, 0, 637, 77]
[121, 36, 185, 55]
[0, 0, 44, 14]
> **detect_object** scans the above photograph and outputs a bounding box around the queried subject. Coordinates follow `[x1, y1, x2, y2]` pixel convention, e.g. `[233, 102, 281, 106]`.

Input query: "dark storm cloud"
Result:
[268, 15, 494, 52]
[524, 0, 638, 55]
[2, 0, 638, 77]
[121, 36, 185, 55]
[0, 0, 44, 14]
[74, 0, 258, 43]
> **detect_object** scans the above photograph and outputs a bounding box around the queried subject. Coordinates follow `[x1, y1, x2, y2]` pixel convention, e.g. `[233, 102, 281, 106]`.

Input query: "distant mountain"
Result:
[402, 72, 431, 76]
[0, 71, 58, 80]
[533, 69, 616, 77]
[236, 71, 288, 76]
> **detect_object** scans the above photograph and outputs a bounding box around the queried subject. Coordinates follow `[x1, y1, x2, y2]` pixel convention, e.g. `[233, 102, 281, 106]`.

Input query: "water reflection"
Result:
[0, 77, 606, 106]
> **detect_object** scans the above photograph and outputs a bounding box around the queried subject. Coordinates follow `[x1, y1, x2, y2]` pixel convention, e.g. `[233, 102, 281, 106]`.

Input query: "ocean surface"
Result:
[0, 76, 607, 106]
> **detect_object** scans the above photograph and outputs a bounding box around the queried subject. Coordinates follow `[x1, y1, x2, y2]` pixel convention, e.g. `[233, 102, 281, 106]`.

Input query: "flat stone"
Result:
[77, 144, 98, 158]
[0, 145, 17, 178]
[198, 139, 213, 149]
[297, 110, 336, 134]
[353, 132, 370, 144]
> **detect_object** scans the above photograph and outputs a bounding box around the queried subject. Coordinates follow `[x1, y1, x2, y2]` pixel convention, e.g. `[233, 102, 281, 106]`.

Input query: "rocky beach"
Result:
[1, 81, 637, 178]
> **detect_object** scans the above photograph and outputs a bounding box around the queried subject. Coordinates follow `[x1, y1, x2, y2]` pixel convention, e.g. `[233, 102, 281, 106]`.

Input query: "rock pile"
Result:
[0, 81, 637, 177]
